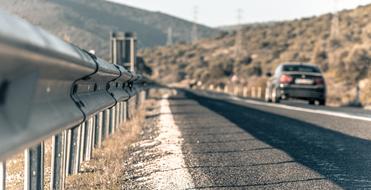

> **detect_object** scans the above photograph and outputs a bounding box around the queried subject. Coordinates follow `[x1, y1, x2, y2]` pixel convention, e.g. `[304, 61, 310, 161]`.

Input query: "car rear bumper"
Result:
[279, 85, 326, 100]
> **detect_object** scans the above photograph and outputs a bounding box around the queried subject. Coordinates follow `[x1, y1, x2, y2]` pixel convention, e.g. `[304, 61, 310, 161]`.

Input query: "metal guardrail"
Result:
[0, 11, 147, 190]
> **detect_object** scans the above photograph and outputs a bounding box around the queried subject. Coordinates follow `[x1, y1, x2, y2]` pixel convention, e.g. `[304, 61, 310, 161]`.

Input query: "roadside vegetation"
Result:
[5, 99, 151, 190]
[141, 4, 371, 107]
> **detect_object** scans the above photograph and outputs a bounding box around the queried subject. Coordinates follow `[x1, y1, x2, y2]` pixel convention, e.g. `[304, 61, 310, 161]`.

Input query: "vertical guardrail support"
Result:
[61, 131, 68, 190]
[109, 107, 115, 135]
[103, 110, 110, 140]
[115, 104, 120, 129]
[0, 161, 5, 190]
[123, 101, 127, 122]
[51, 134, 63, 190]
[67, 126, 79, 175]
[79, 122, 87, 164]
[74, 126, 82, 174]
[24, 143, 44, 190]
[90, 117, 96, 158]
[85, 118, 93, 161]
[119, 102, 123, 126]
[123, 101, 128, 123]
[95, 113, 102, 148]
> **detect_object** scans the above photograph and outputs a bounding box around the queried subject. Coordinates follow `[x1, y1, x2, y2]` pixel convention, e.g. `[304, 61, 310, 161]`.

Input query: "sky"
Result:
[107, 0, 371, 27]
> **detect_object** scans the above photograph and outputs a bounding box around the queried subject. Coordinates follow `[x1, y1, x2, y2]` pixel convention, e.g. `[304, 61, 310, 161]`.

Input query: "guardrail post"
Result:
[65, 130, 71, 176]
[112, 107, 116, 134]
[51, 134, 63, 190]
[24, 143, 44, 190]
[75, 126, 82, 174]
[66, 126, 80, 175]
[117, 103, 121, 127]
[209, 84, 214, 91]
[120, 102, 124, 125]
[243, 87, 248, 97]
[122, 101, 125, 123]
[234, 87, 239, 96]
[103, 110, 109, 140]
[85, 118, 93, 161]
[128, 98, 132, 120]
[61, 131, 68, 190]
[113, 107, 117, 134]
[257, 87, 262, 99]
[116, 104, 120, 129]
[79, 122, 87, 164]
[123, 101, 128, 123]
[123, 102, 126, 122]
[0, 161, 5, 190]
[109, 108, 113, 135]
[135, 94, 139, 110]
[224, 86, 229, 94]
[95, 113, 102, 148]
[90, 117, 96, 157]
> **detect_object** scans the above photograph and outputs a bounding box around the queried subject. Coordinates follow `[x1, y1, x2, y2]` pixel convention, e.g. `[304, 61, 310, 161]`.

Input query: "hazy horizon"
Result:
[107, 0, 371, 27]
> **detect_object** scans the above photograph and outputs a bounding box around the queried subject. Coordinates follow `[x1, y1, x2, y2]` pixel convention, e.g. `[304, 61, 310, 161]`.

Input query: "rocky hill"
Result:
[140, 4, 371, 106]
[0, 0, 219, 59]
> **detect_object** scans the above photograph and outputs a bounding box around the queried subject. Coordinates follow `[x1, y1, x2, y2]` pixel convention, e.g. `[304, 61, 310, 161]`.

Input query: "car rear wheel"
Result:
[319, 99, 326, 106]
[309, 100, 315, 105]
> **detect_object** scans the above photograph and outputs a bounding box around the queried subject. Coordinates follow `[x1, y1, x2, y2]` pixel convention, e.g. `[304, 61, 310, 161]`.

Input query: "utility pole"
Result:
[235, 9, 244, 63]
[191, 6, 198, 43]
[167, 27, 173, 45]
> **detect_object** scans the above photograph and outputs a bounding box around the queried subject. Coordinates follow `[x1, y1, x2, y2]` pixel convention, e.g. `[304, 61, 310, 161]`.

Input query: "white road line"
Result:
[153, 94, 194, 189]
[228, 96, 371, 122]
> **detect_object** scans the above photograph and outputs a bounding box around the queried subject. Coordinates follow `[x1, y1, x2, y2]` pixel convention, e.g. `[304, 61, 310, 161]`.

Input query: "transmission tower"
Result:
[191, 6, 198, 43]
[329, 0, 341, 67]
[235, 9, 244, 63]
[167, 27, 173, 45]
[330, 0, 340, 39]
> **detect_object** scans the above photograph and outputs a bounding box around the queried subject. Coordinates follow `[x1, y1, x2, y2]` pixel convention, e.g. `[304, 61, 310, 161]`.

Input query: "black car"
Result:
[265, 63, 326, 105]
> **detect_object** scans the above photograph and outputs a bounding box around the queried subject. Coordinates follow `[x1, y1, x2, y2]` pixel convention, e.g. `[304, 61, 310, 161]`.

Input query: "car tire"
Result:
[309, 100, 315, 105]
[319, 99, 326, 106]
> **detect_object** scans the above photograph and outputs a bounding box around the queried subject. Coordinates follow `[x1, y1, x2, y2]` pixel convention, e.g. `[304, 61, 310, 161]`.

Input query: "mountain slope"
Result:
[0, 0, 218, 59]
[140, 4, 371, 106]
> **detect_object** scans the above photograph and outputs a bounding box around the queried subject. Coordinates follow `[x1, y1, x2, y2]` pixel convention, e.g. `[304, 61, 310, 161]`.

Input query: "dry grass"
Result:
[141, 4, 371, 107]
[65, 103, 148, 190]
[5, 139, 52, 190]
[4, 98, 151, 190]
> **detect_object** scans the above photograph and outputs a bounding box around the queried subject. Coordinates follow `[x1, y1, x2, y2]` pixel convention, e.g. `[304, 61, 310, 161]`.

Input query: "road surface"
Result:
[122, 89, 371, 189]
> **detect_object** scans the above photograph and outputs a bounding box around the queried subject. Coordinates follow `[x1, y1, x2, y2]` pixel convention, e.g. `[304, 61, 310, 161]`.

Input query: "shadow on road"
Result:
[186, 91, 371, 189]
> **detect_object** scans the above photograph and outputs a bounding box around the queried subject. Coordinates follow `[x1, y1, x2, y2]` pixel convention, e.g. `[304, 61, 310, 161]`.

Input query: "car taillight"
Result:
[280, 74, 293, 84]
[315, 78, 325, 85]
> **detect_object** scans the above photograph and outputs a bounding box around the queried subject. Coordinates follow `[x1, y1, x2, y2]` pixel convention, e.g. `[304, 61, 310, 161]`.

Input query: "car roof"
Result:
[280, 62, 319, 67]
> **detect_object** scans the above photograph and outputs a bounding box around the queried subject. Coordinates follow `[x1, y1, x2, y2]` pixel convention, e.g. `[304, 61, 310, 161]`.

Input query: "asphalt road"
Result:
[123, 89, 371, 189]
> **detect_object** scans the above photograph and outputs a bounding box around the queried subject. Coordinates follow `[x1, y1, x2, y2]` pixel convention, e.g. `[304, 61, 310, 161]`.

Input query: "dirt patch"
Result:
[65, 101, 151, 189]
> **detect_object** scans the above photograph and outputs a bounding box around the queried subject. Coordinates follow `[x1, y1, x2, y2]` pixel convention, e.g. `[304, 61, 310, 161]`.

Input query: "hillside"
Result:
[140, 4, 371, 106]
[0, 0, 218, 59]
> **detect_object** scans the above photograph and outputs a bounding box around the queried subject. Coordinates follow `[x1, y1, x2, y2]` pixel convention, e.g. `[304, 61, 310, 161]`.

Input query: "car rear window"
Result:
[282, 65, 320, 73]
